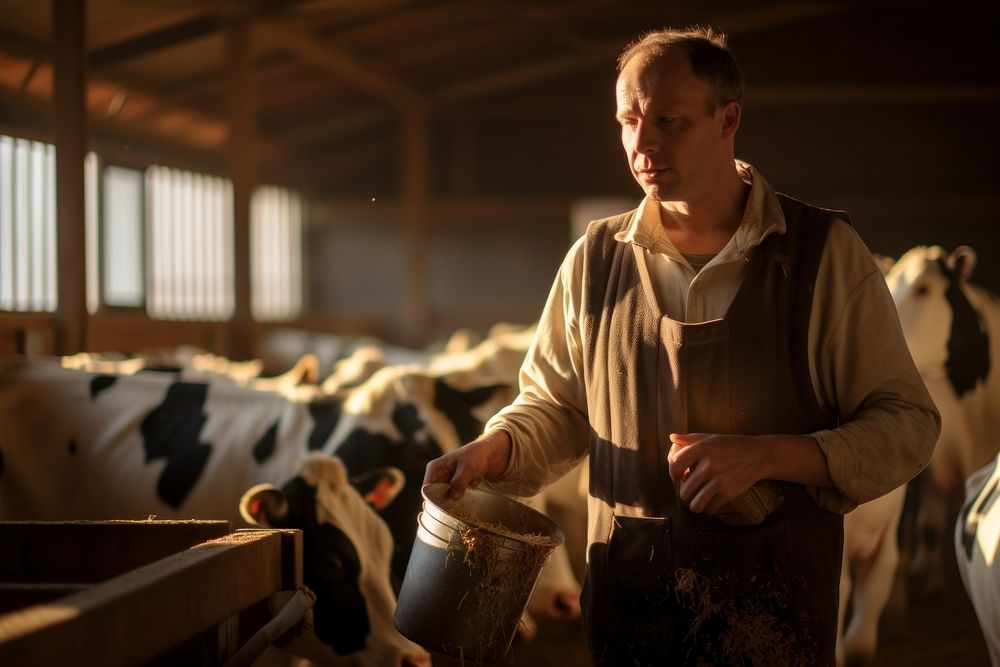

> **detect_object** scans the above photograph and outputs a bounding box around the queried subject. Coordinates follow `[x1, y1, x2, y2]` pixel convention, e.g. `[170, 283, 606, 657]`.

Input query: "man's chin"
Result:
[644, 185, 670, 202]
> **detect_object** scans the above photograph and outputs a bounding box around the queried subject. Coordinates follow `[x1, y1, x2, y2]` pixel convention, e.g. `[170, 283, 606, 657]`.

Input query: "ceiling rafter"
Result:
[430, 2, 848, 106]
[255, 23, 421, 108]
[90, 14, 226, 70]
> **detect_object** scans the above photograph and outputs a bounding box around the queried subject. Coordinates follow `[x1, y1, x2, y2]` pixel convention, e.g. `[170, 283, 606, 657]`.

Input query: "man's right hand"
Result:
[423, 430, 512, 500]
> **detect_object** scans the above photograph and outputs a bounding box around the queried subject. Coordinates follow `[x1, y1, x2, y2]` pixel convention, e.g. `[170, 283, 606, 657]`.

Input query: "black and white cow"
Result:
[0, 320, 586, 658]
[0, 356, 518, 666]
[61, 347, 321, 392]
[956, 451, 1000, 666]
[886, 245, 1000, 491]
[883, 245, 1000, 590]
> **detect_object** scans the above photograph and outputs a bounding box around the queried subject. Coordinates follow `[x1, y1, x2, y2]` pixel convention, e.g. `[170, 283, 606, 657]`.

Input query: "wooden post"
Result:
[225, 19, 256, 359]
[52, 0, 88, 354]
[402, 104, 430, 345]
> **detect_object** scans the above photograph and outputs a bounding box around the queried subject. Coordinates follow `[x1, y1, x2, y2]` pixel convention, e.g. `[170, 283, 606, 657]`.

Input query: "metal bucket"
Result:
[394, 484, 565, 663]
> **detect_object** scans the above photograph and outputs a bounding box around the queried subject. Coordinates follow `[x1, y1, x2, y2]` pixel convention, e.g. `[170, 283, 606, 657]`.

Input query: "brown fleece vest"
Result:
[579, 195, 847, 666]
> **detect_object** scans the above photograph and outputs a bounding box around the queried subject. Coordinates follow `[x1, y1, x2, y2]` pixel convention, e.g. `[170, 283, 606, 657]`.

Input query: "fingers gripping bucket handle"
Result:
[394, 484, 565, 663]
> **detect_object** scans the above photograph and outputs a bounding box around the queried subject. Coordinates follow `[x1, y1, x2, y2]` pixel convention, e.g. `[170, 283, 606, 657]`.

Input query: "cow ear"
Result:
[239, 483, 288, 526]
[350, 466, 406, 511]
[948, 245, 977, 281]
[871, 253, 894, 276]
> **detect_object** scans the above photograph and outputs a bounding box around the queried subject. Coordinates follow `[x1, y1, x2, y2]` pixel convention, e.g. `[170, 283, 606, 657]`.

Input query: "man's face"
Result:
[615, 47, 734, 203]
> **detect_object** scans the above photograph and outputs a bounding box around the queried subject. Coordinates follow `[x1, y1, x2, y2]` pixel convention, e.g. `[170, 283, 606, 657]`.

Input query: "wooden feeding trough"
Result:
[0, 520, 303, 665]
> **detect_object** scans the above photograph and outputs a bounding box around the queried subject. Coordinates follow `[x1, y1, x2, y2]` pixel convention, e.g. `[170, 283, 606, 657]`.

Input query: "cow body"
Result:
[886, 245, 1000, 489]
[0, 328, 581, 662]
[956, 452, 1000, 667]
[0, 356, 517, 665]
[837, 485, 906, 666]
[884, 246, 1000, 590]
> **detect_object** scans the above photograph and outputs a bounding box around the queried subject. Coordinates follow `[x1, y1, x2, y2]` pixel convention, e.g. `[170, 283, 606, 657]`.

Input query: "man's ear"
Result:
[720, 100, 741, 139]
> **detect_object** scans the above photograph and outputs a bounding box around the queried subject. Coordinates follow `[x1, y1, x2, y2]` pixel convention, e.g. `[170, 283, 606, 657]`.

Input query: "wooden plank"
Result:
[0, 521, 231, 583]
[0, 529, 287, 666]
[226, 19, 256, 360]
[237, 528, 302, 591]
[87, 311, 228, 354]
[52, 0, 88, 354]
[0, 583, 90, 615]
[90, 14, 225, 70]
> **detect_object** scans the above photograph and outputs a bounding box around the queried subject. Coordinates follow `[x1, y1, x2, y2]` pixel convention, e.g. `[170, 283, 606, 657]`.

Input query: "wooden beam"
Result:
[431, 2, 849, 106]
[0, 529, 287, 666]
[0, 584, 90, 615]
[0, 29, 47, 61]
[226, 19, 257, 359]
[432, 47, 619, 106]
[52, 0, 88, 354]
[89, 14, 225, 70]
[255, 23, 420, 107]
[711, 2, 846, 34]
[401, 105, 430, 343]
[16, 60, 40, 94]
[0, 521, 231, 583]
[747, 84, 1000, 106]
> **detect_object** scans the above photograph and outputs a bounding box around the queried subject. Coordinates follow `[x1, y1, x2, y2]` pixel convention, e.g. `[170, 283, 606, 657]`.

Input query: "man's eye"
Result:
[659, 116, 675, 125]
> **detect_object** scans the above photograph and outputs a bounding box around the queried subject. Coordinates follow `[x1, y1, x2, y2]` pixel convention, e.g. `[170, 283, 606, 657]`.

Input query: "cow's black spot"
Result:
[432, 379, 508, 444]
[140, 382, 212, 509]
[267, 476, 370, 654]
[90, 375, 117, 398]
[307, 398, 343, 451]
[336, 403, 446, 579]
[940, 258, 991, 397]
[139, 365, 183, 374]
[68, 440, 77, 455]
[392, 402, 424, 440]
[253, 420, 280, 463]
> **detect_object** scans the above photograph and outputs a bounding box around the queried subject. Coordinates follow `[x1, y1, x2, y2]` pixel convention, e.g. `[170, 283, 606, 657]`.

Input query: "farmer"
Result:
[425, 25, 939, 665]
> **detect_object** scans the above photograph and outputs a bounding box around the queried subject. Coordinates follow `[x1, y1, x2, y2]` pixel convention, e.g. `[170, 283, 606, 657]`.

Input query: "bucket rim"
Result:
[421, 483, 564, 548]
[418, 509, 545, 554]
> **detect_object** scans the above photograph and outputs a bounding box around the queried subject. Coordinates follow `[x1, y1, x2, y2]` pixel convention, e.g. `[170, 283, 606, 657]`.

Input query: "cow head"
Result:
[885, 245, 990, 397]
[240, 454, 429, 667]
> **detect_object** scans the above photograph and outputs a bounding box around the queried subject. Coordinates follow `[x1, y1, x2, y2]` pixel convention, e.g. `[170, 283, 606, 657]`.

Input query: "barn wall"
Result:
[306, 90, 1000, 340]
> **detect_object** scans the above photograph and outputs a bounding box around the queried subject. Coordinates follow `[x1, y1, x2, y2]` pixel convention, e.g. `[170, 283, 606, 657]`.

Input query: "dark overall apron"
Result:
[580, 196, 846, 666]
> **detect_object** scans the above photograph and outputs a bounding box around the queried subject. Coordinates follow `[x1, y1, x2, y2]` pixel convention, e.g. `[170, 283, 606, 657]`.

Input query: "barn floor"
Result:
[429, 544, 991, 667]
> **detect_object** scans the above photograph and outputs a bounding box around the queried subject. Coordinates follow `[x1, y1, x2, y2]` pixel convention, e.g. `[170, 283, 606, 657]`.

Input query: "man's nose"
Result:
[634, 120, 658, 155]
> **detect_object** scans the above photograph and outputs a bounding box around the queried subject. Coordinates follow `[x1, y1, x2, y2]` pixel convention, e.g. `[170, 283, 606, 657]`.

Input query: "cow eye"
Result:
[914, 284, 930, 297]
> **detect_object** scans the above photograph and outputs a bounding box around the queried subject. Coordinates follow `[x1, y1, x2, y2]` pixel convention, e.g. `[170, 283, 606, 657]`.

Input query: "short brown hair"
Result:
[618, 26, 745, 108]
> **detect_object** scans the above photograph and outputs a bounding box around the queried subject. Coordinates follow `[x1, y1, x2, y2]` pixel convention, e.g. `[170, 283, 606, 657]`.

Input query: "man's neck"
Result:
[658, 166, 750, 253]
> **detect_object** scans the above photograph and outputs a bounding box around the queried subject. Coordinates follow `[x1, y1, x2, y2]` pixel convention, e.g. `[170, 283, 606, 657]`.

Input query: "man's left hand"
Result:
[667, 432, 768, 515]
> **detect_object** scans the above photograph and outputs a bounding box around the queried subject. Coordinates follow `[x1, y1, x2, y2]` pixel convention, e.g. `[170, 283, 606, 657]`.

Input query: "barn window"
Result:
[4, 140, 303, 324]
[146, 164, 235, 321]
[251, 185, 303, 321]
[102, 165, 146, 308]
[0, 135, 57, 313]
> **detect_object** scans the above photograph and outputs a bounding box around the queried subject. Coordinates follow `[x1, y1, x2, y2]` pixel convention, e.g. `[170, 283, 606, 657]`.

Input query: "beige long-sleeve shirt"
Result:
[486, 161, 939, 513]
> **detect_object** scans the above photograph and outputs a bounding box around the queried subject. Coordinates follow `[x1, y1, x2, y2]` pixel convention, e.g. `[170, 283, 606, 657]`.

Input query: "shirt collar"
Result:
[614, 160, 787, 259]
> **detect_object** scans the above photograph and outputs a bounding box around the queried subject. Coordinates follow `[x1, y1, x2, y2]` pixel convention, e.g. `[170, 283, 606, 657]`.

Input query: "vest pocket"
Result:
[597, 515, 681, 661]
[680, 516, 792, 600]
